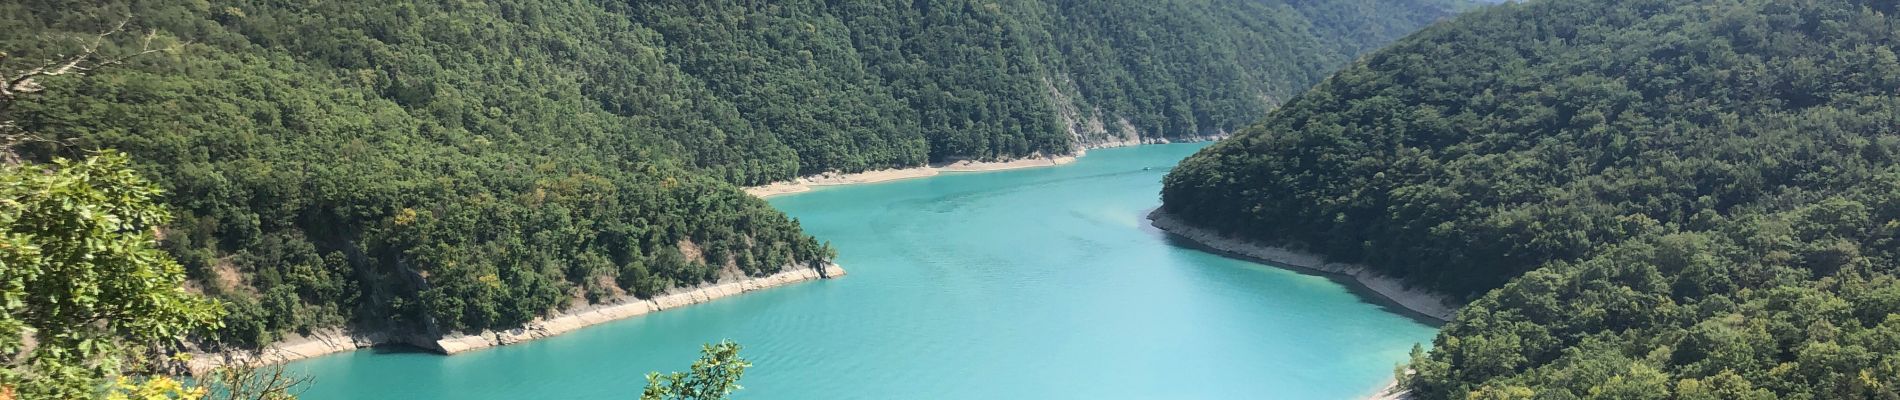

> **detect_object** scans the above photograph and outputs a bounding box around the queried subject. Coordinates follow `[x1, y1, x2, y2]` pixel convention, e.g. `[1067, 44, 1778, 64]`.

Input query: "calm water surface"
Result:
[287, 144, 1439, 399]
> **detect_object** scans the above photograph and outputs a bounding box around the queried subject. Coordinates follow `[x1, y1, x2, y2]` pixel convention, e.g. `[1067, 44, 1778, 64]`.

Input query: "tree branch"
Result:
[2, 19, 181, 163]
[4, 20, 180, 103]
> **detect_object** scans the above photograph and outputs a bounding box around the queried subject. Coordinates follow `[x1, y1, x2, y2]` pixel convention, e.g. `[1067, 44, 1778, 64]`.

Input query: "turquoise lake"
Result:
[286, 144, 1439, 399]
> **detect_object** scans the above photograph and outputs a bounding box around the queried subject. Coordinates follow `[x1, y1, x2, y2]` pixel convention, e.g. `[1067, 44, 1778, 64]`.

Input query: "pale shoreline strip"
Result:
[742, 135, 1232, 198]
[1147, 211, 1443, 400]
[429, 264, 845, 354]
[742, 155, 1076, 198]
[1146, 210, 1458, 321]
[190, 264, 846, 372]
[934, 155, 1076, 172]
[1363, 378, 1414, 400]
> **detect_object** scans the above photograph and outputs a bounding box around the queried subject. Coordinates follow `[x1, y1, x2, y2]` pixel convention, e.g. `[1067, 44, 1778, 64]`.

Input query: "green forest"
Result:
[1161, 0, 1900, 398]
[1, 0, 1458, 372]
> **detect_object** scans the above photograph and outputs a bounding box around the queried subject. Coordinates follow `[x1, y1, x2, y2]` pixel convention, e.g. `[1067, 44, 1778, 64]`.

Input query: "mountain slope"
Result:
[3, 0, 1458, 349]
[5, 0, 834, 347]
[626, 0, 1465, 176]
[1160, 0, 1900, 397]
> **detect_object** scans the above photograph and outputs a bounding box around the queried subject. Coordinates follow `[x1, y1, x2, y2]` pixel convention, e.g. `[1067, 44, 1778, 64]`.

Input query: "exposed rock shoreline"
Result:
[1146, 210, 1458, 321]
[189, 264, 846, 373]
[1365, 380, 1416, 400]
[429, 264, 845, 354]
[743, 136, 1227, 199]
[742, 155, 1076, 198]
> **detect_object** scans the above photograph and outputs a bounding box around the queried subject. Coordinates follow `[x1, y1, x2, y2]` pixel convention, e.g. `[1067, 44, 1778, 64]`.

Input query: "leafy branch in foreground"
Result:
[3, 28, 300, 398]
[640, 341, 750, 400]
[0, 151, 221, 398]
[198, 356, 310, 400]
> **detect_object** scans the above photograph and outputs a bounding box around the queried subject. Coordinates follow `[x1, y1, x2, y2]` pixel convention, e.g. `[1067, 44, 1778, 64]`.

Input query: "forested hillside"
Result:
[1161, 0, 1900, 397]
[620, 0, 1463, 177]
[1, 0, 1456, 350]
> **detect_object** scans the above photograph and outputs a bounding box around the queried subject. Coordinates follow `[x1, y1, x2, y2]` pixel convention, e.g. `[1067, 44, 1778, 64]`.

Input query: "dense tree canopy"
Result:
[1, 0, 1458, 351]
[1162, 0, 1900, 397]
[622, 0, 1463, 175]
[3, 1, 836, 348]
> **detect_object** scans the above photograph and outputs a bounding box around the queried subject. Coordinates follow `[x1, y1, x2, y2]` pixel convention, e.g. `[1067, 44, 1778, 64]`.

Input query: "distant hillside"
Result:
[1162, 0, 1900, 397]
[1, 0, 1458, 349]
[619, 0, 1463, 178]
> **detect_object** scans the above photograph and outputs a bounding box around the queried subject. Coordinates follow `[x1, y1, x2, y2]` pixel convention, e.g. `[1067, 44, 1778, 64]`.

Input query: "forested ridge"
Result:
[616, 0, 1464, 178]
[1, 0, 1457, 352]
[1161, 0, 1900, 397]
